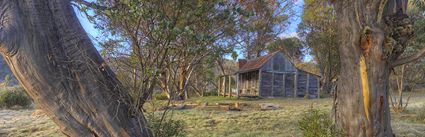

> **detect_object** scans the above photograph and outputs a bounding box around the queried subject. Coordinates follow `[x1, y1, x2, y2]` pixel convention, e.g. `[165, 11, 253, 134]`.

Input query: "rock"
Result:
[201, 102, 208, 108]
[173, 104, 186, 110]
[259, 103, 280, 110]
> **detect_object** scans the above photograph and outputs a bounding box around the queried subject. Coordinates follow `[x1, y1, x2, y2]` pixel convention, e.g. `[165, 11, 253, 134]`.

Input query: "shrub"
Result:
[298, 108, 345, 137]
[415, 108, 425, 123]
[148, 114, 187, 137]
[203, 91, 217, 97]
[0, 87, 32, 108]
[152, 92, 169, 100]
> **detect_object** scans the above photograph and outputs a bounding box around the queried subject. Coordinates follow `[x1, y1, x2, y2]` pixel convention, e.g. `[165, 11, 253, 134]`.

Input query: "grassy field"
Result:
[1, 92, 425, 137]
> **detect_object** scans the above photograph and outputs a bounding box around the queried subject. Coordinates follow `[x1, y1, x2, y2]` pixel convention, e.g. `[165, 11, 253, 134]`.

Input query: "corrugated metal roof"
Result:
[236, 52, 321, 77]
[236, 52, 277, 73]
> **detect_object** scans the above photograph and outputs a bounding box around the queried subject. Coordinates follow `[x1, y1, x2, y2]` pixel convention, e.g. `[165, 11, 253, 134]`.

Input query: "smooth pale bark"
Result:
[0, 1, 151, 137]
[334, 0, 411, 136]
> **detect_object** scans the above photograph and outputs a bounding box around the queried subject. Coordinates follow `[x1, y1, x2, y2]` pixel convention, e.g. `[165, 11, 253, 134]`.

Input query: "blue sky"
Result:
[73, 0, 305, 60]
[74, 8, 100, 44]
[282, 0, 304, 38]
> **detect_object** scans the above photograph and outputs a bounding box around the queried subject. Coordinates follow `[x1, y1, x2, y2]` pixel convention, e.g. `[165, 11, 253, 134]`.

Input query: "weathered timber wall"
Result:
[237, 52, 320, 98]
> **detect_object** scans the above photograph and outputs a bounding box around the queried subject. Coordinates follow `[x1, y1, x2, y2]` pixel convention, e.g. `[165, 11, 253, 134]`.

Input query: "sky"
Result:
[73, 0, 305, 60]
[281, 0, 304, 38]
[73, 8, 100, 45]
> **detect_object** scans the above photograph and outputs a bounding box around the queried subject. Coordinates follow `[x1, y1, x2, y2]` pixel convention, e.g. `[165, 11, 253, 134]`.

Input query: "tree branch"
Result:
[391, 46, 425, 67]
[71, 0, 108, 10]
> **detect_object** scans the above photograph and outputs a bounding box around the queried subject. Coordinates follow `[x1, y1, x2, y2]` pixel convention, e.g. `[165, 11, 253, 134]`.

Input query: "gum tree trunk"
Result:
[0, 0, 152, 136]
[333, 0, 415, 136]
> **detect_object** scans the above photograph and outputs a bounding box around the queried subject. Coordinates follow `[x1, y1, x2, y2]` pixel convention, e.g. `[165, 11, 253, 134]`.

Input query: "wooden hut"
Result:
[235, 52, 320, 98]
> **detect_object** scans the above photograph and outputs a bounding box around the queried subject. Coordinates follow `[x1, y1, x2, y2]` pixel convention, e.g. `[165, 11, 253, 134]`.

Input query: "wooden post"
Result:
[294, 71, 298, 98]
[271, 72, 275, 96]
[236, 73, 240, 98]
[306, 74, 310, 98]
[228, 75, 232, 98]
[217, 77, 220, 96]
[258, 69, 262, 97]
[317, 76, 320, 99]
[222, 76, 226, 97]
[283, 74, 286, 97]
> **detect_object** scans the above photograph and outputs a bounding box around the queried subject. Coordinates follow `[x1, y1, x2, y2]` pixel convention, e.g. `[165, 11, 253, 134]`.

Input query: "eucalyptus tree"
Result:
[332, 0, 425, 136]
[388, 1, 425, 113]
[267, 37, 304, 64]
[74, 0, 239, 100]
[236, 0, 294, 59]
[0, 0, 151, 136]
[298, 0, 339, 94]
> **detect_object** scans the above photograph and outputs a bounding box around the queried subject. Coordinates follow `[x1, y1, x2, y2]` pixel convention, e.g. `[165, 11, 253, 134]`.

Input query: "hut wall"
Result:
[260, 72, 286, 97]
[237, 52, 320, 98]
[272, 73, 285, 96]
[260, 71, 273, 96]
[307, 75, 319, 98]
[239, 71, 259, 96]
[284, 73, 295, 97]
[295, 71, 320, 98]
[261, 53, 296, 72]
[259, 53, 298, 97]
[296, 71, 308, 97]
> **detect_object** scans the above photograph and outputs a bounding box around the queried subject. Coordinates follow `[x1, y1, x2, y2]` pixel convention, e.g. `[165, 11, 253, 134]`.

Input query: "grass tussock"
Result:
[1, 93, 425, 137]
[0, 87, 32, 109]
[298, 108, 345, 137]
[147, 113, 187, 137]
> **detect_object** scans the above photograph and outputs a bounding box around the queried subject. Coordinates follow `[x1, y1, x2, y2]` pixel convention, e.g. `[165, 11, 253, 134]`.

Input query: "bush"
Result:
[152, 92, 169, 100]
[0, 87, 32, 108]
[203, 91, 217, 97]
[148, 114, 187, 137]
[298, 108, 345, 137]
[416, 108, 425, 123]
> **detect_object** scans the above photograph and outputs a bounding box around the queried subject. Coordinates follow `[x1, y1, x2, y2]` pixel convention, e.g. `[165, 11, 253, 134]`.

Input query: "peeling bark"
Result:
[0, 1, 151, 136]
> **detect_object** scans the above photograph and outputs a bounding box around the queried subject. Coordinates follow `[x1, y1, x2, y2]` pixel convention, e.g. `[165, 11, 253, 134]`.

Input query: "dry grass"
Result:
[0, 92, 425, 137]
[0, 109, 62, 137]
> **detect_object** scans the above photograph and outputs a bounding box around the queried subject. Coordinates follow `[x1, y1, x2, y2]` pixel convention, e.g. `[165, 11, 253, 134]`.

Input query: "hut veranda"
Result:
[217, 52, 320, 98]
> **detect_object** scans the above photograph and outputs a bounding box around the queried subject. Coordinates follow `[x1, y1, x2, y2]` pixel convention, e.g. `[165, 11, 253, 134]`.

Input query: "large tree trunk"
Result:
[334, 0, 410, 136]
[0, 1, 152, 136]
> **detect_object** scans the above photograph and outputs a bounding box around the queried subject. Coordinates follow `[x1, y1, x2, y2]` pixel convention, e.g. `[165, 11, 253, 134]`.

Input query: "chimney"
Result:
[238, 59, 247, 69]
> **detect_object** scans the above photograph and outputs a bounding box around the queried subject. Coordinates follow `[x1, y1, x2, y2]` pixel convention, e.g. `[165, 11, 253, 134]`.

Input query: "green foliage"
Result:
[237, 0, 293, 58]
[0, 87, 32, 108]
[148, 114, 187, 137]
[202, 91, 217, 97]
[152, 92, 169, 100]
[298, 0, 339, 93]
[268, 37, 304, 63]
[1, 75, 11, 87]
[298, 108, 344, 137]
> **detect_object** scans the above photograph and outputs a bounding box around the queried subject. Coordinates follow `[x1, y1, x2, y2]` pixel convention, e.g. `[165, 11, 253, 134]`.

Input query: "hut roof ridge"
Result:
[236, 52, 278, 73]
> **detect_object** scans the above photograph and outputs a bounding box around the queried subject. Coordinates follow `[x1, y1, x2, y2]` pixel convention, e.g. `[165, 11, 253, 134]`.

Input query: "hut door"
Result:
[260, 72, 273, 96]
[273, 73, 284, 96]
[284, 74, 294, 97]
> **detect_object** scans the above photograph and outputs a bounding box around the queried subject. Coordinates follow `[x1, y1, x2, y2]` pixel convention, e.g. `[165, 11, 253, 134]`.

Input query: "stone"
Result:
[259, 103, 280, 110]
